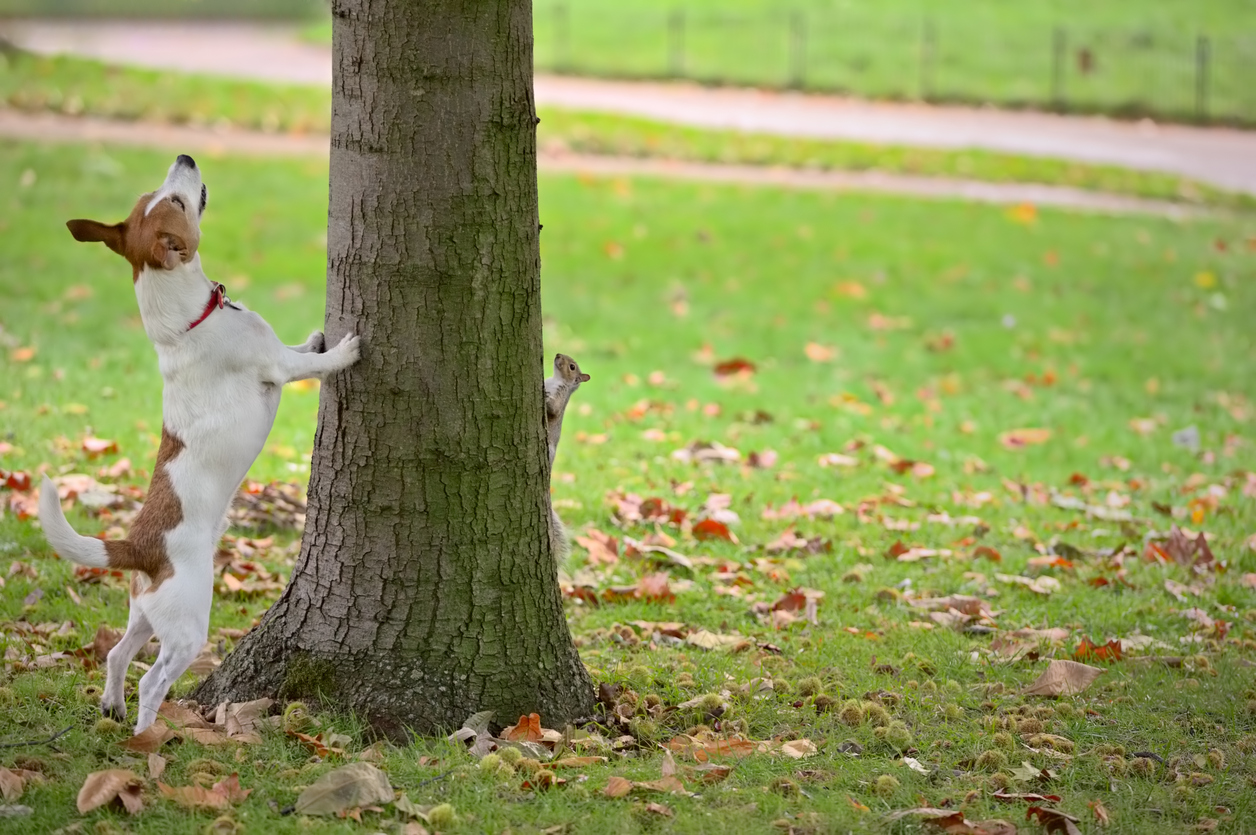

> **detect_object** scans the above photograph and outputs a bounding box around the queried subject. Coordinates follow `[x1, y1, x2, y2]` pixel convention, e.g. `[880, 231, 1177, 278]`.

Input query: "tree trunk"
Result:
[193, 0, 594, 738]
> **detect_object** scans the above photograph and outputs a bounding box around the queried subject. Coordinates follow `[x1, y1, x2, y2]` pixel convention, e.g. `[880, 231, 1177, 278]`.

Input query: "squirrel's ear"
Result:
[578, 373, 591, 383]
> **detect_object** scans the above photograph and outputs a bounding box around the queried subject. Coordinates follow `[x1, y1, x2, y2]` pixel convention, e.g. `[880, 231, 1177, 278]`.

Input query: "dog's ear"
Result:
[150, 233, 187, 270]
[67, 219, 126, 256]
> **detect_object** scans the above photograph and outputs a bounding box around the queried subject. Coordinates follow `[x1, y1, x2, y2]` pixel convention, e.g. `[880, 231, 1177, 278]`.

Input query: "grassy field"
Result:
[302, 0, 1256, 124]
[528, 0, 1256, 125]
[4, 49, 1254, 212]
[2, 139, 1256, 833]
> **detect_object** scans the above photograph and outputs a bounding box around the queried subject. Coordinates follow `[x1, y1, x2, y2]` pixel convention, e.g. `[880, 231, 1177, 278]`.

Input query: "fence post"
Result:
[668, 10, 685, 78]
[554, 3, 569, 73]
[788, 12, 807, 89]
[1051, 27, 1066, 108]
[1195, 35, 1211, 121]
[919, 18, 936, 100]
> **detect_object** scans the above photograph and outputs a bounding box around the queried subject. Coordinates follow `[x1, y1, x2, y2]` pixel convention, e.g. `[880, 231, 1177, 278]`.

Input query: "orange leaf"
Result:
[82, 437, 119, 458]
[804, 342, 836, 362]
[712, 358, 755, 377]
[9, 346, 35, 363]
[973, 545, 1002, 562]
[1070, 637, 1120, 662]
[692, 518, 734, 542]
[999, 428, 1051, 449]
[502, 713, 544, 743]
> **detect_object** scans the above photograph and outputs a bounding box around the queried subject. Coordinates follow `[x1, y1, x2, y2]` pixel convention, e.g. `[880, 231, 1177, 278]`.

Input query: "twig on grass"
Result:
[0, 724, 73, 749]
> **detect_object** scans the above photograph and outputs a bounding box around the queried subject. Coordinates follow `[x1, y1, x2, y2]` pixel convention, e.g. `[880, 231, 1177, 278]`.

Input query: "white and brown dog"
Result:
[39, 154, 360, 733]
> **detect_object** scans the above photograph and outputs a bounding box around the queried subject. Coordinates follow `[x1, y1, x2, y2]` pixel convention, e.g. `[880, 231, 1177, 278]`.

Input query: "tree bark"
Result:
[194, 0, 594, 738]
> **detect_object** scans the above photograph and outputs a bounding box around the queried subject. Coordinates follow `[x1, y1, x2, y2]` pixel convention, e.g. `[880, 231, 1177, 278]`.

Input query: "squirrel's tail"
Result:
[39, 475, 110, 568]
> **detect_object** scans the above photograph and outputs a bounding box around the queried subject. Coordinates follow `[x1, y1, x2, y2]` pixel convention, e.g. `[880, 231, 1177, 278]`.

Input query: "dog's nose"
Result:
[176, 154, 197, 169]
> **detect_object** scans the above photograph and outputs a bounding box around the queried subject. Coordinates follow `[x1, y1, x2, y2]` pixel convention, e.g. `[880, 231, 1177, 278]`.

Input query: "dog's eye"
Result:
[170, 195, 185, 210]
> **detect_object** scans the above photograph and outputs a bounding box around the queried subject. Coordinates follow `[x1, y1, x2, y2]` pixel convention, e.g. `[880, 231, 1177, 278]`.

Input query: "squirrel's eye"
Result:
[569, 364, 576, 371]
[170, 195, 185, 210]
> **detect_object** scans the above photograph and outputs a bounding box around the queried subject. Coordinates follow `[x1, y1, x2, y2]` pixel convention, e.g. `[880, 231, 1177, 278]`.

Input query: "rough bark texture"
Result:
[194, 0, 595, 737]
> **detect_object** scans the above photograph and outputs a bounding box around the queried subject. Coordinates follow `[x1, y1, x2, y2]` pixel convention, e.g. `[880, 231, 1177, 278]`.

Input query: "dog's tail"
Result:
[38, 474, 110, 568]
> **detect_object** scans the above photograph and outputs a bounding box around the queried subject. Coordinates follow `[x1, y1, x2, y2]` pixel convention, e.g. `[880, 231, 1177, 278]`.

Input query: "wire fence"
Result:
[536, 6, 1256, 126]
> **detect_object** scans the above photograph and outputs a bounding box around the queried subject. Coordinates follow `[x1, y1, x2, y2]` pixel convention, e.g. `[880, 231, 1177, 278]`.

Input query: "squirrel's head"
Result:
[554, 353, 591, 384]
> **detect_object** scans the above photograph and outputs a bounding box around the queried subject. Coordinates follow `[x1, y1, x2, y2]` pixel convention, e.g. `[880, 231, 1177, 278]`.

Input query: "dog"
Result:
[39, 154, 360, 733]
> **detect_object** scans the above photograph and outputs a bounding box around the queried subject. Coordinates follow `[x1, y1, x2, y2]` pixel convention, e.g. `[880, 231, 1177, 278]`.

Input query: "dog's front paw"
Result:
[306, 330, 327, 354]
[100, 700, 127, 722]
[334, 333, 362, 367]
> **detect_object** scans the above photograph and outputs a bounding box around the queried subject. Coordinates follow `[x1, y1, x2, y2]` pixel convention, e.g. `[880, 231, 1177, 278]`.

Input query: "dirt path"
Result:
[0, 109, 1196, 217]
[4, 19, 1256, 196]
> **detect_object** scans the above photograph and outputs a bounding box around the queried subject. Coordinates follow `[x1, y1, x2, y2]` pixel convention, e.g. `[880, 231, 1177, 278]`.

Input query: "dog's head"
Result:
[66, 154, 209, 281]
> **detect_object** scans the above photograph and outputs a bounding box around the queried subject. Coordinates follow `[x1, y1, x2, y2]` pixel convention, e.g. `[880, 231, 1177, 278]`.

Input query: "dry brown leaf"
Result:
[147, 754, 167, 782]
[550, 756, 608, 768]
[158, 782, 231, 810]
[1023, 660, 1104, 696]
[1027, 806, 1083, 834]
[779, 739, 818, 759]
[159, 701, 215, 729]
[0, 768, 23, 802]
[122, 723, 175, 753]
[645, 801, 674, 817]
[603, 775, 633, 798]
[294, 762, 392, 816]
[77, 769, 143, 814]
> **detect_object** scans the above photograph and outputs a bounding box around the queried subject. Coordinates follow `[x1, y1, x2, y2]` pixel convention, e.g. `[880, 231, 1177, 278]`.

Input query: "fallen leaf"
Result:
[77, 769, 143, 814]
[684, 630, 749, 651]
[1089, 799, 1110, 826]
[644, 801, 673, 817]
[148, 754, 167, 782]
[158, 782, 231, 810]
[1023, 660, 1104, 697]
[1027, 806, 1083, 834]
[1072, 637, 1122, 663]
[122, 723, 175, 753]
[999, 428, 1052, 449]
[992, 790, 1062, 803]
[81, 437, 119, 458]
[713, 358, 755, 377]
[692, 518, 736, 543]
[294, 762, 392, 816]
[804, 342, 836, 362]
[603, 776, 633, 798]
[779, 739, 818, 759]
[0, 768, 22, 802]
[502, 713, 545, 743]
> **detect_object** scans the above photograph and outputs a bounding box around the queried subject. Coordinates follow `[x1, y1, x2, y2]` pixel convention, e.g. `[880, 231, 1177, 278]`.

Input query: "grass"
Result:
[4, 48, 1254, 212]
[304, 0, 1256, 125]
[2, 139, 1256, 833]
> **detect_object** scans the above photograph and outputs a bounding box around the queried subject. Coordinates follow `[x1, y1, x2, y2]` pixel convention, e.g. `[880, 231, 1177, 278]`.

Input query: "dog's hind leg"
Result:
[102, 603, 154, 722]
[134, 632, 203, 733]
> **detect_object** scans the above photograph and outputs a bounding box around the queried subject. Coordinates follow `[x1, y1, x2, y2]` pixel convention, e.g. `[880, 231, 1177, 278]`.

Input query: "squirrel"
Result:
[543, 353, 589, 558]
[544, 353, 591, 467]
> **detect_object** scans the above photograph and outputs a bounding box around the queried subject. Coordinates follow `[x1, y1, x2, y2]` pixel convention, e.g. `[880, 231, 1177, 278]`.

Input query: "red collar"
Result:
[187, 282, 227, 332]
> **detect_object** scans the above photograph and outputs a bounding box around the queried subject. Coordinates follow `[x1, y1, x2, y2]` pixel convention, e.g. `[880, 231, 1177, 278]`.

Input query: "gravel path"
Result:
[0, 109, 1196, 217]
[4, 19, 1256, 197]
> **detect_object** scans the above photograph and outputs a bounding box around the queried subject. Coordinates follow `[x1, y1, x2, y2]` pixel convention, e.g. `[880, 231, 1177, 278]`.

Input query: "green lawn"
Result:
[308, 0, 1256, 124]
[528, 0, 1256, 124]
[1, 139, 1256, 833]
[4, 49, 1253, 211]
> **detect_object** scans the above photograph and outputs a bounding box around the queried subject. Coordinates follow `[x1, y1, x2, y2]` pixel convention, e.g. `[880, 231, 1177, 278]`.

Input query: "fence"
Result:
[536, 6, 1256, 126]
